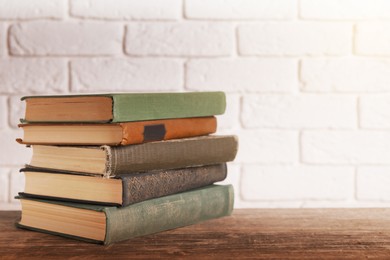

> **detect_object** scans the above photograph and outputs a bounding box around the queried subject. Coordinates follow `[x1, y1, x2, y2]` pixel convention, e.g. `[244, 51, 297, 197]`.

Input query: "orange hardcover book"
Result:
[18, 117, 217, 146]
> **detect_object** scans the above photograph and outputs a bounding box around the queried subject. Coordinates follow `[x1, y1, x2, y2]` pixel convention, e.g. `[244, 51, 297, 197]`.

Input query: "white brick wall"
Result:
[71, 58, 183, 92]
[2, 1, 390, 210]
[186, 59, 297, 92]
[238, 22, 352, 56]
[185, 0, 296, 20]
[0, 59, 67, 94]
[0, 0, 65, 20]
[300, 0, 390, 20]
[125, 23, 234, 57]
[70, 0, 181, 20]
[9, 22, 123, 56]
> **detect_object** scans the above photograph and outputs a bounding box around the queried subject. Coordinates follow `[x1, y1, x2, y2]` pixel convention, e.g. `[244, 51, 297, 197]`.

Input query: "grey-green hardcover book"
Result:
[20, 164, 228, 207]
[21, 92, 226, 123]
[27, 135, 238, 177]
[17, 185, 234, 245]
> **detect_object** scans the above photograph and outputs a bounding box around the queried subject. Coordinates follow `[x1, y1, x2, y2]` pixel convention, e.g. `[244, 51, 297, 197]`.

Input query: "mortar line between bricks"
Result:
[234, 23, 240, 57]
[67, 17, 182, 22]
[182, 59, 188, 91]
[356, 95, 362, 129]
[67, 60, 72, 93]
[298, 130, 304, 164]
[8, 54, 123, 58]
[353, 166, 358, 201]
[7, 170, 11, 204]
[0, 17, 64, 22]
[297, 0, 302, 20]
[63, 0, 70, 21]
[5, 23, 12, 56]
[352, 23, 357, 55]
[181, 0, 186, 20]
[238, 95, 245, 129]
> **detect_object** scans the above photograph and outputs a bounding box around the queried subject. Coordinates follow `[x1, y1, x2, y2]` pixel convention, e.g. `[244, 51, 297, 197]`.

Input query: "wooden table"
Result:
[2, 209, 390, 258]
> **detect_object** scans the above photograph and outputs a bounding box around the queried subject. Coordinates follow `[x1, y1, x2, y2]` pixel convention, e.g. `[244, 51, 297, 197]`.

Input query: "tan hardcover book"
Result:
[17, 117, 216, 145]
[27, 135, 238, 177]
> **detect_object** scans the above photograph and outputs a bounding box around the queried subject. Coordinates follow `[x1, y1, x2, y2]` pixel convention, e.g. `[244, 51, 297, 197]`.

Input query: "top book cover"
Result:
[20, 92, 226, 123]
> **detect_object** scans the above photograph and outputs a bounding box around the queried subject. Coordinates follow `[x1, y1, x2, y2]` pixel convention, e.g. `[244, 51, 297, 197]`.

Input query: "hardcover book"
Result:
[21, 92, 226, 123]
[17, 185, 234, 245]
[20, 164, 227, 206]
[27, 135, 238, 177]
[17, 117, 216, 145]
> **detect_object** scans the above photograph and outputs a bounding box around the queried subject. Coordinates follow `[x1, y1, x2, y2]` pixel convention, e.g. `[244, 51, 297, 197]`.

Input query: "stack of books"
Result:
[15, 92, 238, 244]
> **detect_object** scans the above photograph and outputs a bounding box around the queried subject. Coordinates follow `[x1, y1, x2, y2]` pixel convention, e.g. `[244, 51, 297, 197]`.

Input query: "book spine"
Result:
[120, 117, 217, 145]
[104, 184, 234, 245]
[108, 136, 238, 177]
[112, 92, 226, 122]
[121, 164, 227, 206]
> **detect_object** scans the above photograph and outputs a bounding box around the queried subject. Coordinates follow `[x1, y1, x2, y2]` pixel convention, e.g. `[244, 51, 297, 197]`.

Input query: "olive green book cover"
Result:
[21, 92, 226, 123]
[27, 135, 238, 177]
[17, 185, 234, 245]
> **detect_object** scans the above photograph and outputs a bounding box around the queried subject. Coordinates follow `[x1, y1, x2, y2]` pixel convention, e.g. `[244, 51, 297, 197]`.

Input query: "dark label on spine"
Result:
[143, 124, 166, 142]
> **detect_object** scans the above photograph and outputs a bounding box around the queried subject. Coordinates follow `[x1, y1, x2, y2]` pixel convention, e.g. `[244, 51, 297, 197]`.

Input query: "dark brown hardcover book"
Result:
[27, 135, 238, 177]
[20, 164, 228, 207]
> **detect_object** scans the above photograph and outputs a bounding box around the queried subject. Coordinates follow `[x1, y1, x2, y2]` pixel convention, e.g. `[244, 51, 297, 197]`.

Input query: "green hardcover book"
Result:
[27, 135, 238, 177]
[17, 185, 234, 245]
[21, 92, 226, 123]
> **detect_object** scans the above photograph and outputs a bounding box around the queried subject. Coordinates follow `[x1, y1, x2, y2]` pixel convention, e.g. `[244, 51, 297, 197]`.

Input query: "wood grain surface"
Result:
[1, 209, 390, 259]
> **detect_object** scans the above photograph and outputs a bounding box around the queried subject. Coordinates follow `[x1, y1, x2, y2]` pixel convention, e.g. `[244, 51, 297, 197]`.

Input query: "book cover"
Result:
[17, 117, 217, 145]
[20, 164, 228, 207]
[21, 92, 226, 123]
[27, 135, 238, 177]
[17, 185, 234, 245]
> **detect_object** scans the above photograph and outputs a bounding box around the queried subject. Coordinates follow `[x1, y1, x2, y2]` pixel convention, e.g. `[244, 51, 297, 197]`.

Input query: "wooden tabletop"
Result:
[2, 209, 390, 259]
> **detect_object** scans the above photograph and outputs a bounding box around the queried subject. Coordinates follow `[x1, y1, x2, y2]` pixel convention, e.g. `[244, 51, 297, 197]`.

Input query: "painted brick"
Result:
[0, 130, 32, 165]
[242, 94, 356, 128]
[301, 58, 390, 92]
[0, 59, 67, 94]
[357, 167, 390, 201]
[359, 94, 390, 129]
[186, 59, 297, 92]
[239, 22, 351, 56]
[241, 165, 354, 201]
[218, 94, 240, 130]
[185, 0, 296, 20]
[0, 0, 65, 20]
[302, 130, 390, 164]
[300, 0, 390, 20]
[125, 23, 233, 57]
[9, 22, 122, 56]
[0, 169, 9, 203]
[71, 58, 183, 92]
[9, 96, 24, 129]
[356, 22, 390, 56]
[71, 0, 180, 20]
[235, 130, 298, 163]
[9, 168, 24, 203]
